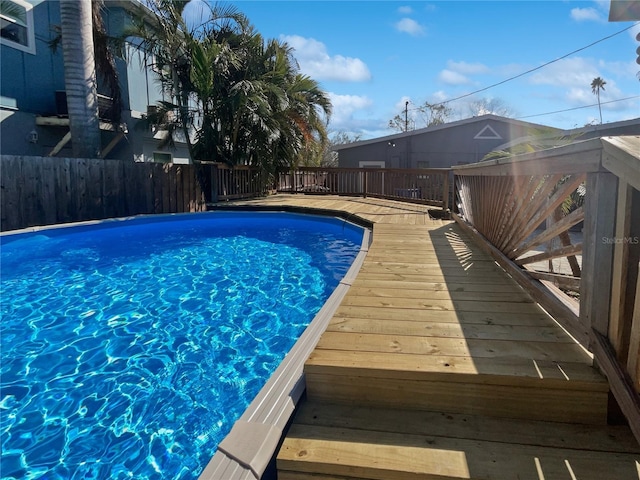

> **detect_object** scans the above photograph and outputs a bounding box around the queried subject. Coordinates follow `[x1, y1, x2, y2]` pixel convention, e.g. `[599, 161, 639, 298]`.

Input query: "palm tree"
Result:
[127, 0, 247, 162]
[129, 1, 332, 173]
[59, 0, 101, 158]
[590, 77, 606, 124]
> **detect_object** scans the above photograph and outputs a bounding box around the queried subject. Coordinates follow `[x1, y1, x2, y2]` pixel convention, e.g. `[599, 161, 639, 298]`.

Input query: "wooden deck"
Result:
[212, 195, 640, 479]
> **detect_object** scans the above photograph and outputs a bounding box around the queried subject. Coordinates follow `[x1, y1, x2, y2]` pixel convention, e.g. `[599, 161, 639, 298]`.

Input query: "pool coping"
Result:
[198, 205, 373, 480]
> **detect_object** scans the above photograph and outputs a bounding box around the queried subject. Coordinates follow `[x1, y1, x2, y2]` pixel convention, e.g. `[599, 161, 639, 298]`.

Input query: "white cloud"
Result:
[328, 93, 374, 129]
[398, 6, 413, 14]
[570, 7, 604, 22]
[431, 91, 450, 103]
[529, 57, 599, 88]
[281, 35, 371, 82]
[439, 69, 471, 85]
[394, 18, 426, 36]
[446, 60, 490, 75]
[330, 93, 373, 111]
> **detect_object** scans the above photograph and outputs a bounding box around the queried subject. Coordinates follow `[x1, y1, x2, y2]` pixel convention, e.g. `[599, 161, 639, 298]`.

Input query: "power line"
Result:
[515, 95, 640, 120]
[404, 21, 639, 113]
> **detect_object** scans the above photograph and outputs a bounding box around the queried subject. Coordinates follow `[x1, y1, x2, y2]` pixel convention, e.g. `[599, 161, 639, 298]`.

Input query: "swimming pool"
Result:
[0, 212, 364, 480]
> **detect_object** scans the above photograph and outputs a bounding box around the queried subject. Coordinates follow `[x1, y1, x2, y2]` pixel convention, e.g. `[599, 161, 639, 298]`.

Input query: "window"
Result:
[153, 151, 172, 164]
[359, 161, 385, 168]
[0, 0, 35, 54]
[417, 161, 430, 168]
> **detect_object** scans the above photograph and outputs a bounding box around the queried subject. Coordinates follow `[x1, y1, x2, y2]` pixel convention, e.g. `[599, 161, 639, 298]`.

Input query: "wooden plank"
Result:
[350, 278, 525, 293]
[627, 268, 640, 386]
[516, 243, 583, 266]
[279, 423, 640, 480]
[305, 349, 605, 388]
[339, 295, 542, 314]
[39, 157, 57, 225]
[293, 401, 640, 454]
[316, 330, 590, 362]
[52, 157, 72, 224]
[176, 165, 184, 213]
[609, 180, 633, 355]
[162, 163, 172, 213]
[304, 373, 608, 424]
[592, 329, 640, 444]
[0, 156, 21, 231]
[333, 305, 557, 326]
[324, 320, 589, 352]
[602, 136, 640, 191]
[525, 270, 581, 291]
[152, 163, 164, 214]
[102, 159, 120, 219]
[48, 131, 72, 157]
[169, 164, 178, 213]
[581, 172, 618, 340]
[345, 286, 533, 303]
[452, 139, 603, 176]
[86, 158, 104, 220]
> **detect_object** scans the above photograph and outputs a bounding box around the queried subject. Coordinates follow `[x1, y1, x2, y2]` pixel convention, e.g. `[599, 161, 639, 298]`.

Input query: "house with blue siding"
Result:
[0, 0, 191, 162]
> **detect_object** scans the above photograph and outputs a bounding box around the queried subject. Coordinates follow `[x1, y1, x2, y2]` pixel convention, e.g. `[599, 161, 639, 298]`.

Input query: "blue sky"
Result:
[186, 0, 640, 139]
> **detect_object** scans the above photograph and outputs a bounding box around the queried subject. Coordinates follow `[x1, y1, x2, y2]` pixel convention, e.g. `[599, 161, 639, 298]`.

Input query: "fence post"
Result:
[442, 170, 450, 214]
[211, 164, 219, 203]
[580, 171, 618, 344]
[363, 170, 368, 198]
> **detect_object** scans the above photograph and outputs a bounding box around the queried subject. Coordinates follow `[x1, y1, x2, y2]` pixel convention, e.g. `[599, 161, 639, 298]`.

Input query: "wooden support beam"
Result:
[592, 329, 640, 445]
[627, 269, 640, 387]
[48, 131, 72, 157]
[609, 181, 639, 358]
[100, 131, 125, 159]
[525, 270, 581, 291]
[516, 243, 583, 266]
[581, 172, 618, 343]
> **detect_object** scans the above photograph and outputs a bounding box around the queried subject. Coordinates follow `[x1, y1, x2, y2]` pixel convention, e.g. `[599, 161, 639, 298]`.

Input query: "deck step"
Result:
[277, 401, 640, 480]
[304, 347, 609, 425]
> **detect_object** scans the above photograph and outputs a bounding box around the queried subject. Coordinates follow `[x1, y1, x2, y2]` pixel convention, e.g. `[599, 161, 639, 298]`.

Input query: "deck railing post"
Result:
[580, 171, 618, 346]
[210, 163, 219, 204]
[442, 170, 450, 214]
[363, 170, 368, 198]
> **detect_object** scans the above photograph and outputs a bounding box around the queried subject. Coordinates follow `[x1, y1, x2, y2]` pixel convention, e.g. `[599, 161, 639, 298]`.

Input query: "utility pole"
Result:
[405, 101, 409, 132]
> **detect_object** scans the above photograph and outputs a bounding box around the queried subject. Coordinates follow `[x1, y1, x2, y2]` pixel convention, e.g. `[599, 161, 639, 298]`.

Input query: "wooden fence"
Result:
[1, 155, 207, 232]
[276, 167, 450, 210]
[452, 136, 640, 441]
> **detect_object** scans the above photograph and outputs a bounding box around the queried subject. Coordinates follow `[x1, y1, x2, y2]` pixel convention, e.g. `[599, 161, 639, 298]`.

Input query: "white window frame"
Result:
[152, 151, 172, 164]
[359, 160, 385, 168]
[0, 0, 36, 55]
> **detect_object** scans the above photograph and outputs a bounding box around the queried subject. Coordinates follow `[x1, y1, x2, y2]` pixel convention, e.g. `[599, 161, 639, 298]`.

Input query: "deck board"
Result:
[210, 195, 639, 479]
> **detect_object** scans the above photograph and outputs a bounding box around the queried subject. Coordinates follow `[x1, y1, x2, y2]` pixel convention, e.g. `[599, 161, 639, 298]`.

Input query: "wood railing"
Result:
[205, 163, 266, 202]
[275, 167, 450, 210]
[452, 136, 640, 441]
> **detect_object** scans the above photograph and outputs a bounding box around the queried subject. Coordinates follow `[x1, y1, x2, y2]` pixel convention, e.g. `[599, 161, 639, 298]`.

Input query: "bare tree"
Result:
[468, 97, 514, 118]
[388, 101, 452, 132]
[323, 131, 361, 166]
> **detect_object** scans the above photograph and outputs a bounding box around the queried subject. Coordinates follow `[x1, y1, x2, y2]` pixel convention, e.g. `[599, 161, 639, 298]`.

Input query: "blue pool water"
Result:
[0, 212, 364, 480]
